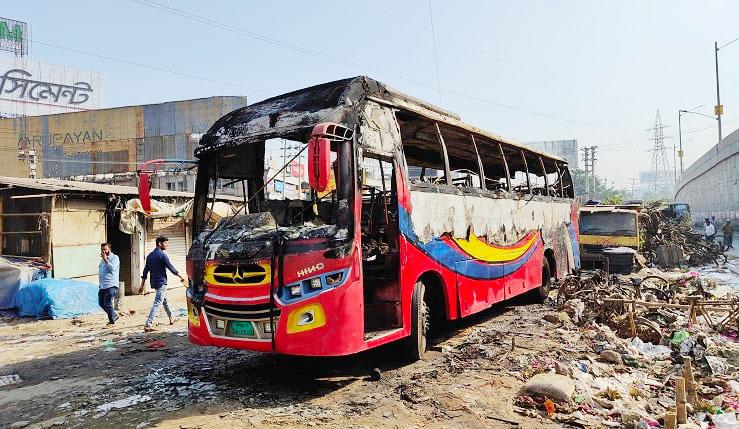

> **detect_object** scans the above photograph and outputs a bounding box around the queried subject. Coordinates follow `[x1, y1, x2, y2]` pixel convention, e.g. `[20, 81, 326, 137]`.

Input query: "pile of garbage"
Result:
[640, 202, 727, 266]
[513, 268, 739, 427]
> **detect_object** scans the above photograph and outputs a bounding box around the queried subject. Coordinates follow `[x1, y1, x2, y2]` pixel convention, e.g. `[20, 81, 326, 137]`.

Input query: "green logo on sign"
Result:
[0, 21, 23, 42]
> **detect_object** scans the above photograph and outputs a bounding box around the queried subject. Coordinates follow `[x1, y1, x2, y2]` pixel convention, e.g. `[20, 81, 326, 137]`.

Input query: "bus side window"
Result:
[546, 160, 563, 197]
[500, 145, 530, 195]
[395, 112, 448, 185]
[524, 153, 545, 196]
[560, 166, 575, 198]
[439, 125, 484, 190]
[472, 139, 510, 192]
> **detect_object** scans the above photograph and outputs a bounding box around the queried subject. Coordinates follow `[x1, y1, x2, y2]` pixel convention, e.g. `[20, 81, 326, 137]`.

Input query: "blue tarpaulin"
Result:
[15, 278, 102, 319]
[0, 257, 50, 310]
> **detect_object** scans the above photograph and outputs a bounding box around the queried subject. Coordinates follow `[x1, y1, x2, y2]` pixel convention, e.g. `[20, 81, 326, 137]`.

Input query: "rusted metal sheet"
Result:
[51, 199, 106, 279]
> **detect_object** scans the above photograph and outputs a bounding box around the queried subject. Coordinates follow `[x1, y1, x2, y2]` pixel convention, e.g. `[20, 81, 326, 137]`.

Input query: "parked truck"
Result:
[579, 206, 639, 273]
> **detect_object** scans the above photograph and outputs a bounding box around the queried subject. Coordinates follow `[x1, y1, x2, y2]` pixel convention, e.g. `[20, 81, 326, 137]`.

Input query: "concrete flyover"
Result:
[675, 127, 739, 224]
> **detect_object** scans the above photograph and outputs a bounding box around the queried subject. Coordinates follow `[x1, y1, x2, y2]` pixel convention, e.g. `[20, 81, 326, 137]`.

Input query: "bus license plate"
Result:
[230, 321, 254, 337]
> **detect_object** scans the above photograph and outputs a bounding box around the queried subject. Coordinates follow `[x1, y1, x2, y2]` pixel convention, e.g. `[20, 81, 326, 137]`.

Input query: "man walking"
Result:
[98, 243, 120, 326]
[142, 236, 184, 332]
[704, 218, 716, 243]
[722, 219, 734, 250]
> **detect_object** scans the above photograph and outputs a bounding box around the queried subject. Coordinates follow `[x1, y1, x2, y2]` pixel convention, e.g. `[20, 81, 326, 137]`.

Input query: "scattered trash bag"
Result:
[631, 337, 671, 359]
[15, 278, 102, 319]
[671, 330, 690, 346]
[712, 412, 737, 429]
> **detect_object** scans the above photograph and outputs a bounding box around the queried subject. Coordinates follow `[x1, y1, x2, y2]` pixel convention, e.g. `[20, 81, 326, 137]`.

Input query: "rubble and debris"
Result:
[94, 394, 152, 416]
[640, 202, 727, 267]
[0, 236, 737, 428]
[520, 373, 575, 403]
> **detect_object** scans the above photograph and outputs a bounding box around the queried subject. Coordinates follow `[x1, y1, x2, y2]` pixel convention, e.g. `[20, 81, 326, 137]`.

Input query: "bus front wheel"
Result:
[401, 281, 428, 361]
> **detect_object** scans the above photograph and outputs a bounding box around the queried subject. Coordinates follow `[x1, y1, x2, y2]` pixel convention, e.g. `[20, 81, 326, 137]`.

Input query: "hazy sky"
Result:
[6, 1, 739, 188]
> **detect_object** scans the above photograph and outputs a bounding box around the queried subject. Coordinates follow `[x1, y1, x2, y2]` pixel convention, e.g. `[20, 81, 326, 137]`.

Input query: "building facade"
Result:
[0, 96, 248, 189]
[523, 139, 579, 169]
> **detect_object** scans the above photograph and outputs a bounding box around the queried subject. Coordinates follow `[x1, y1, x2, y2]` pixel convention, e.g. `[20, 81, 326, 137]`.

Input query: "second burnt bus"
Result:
[184, 77, 580, 359]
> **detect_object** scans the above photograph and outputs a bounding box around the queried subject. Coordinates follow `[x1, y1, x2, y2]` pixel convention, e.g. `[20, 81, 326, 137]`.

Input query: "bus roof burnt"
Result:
[195, 76, 567, 165]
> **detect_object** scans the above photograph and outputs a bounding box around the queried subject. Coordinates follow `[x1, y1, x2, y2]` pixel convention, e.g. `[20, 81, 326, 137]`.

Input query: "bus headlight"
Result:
[325, 272, 343, 286]
[309, 277, 322, 289]
[289, 285, 302, 296]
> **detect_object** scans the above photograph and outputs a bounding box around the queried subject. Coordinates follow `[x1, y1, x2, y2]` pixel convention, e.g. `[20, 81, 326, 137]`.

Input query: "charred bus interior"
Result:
[395, 110, 573, 199]
[193, 133, 354, 247]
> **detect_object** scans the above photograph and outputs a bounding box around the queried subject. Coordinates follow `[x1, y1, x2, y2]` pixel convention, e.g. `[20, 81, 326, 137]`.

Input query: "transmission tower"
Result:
[648, 110, 671, 195]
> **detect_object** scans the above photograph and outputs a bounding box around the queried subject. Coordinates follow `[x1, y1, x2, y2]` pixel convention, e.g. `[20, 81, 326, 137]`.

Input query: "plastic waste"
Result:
[631, 337, 671, 359]
[671, 330, 690, 345]
[712, 412, 737, 429]
[544, 399, 556, 416]
[101, 339, 117, 352]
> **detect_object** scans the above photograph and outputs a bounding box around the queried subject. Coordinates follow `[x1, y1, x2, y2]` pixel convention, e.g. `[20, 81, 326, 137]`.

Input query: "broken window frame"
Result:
[554, 162, 564, 197]
[434, 122, 452, 186]
[497, 142, 512, 192]
[520, 149, 531, 194]
[559, 164, 575, 198]
[470, 134, 486, 190]
[538, 155, 549, 195]
[395, 109, 570, 199]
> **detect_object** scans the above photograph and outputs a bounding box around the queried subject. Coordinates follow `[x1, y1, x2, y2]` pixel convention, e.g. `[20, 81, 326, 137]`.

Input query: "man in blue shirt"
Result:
[142, 235, 184, 332]
[98, 243, 120, 326]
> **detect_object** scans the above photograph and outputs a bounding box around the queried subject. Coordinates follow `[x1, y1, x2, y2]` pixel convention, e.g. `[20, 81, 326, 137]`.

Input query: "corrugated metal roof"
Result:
[0, 176, 239, 201]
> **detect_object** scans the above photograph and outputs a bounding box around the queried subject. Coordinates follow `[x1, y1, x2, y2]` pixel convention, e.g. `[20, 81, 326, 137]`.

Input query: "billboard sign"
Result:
[0, 68, 93, 105]
[0, 17, 28, 55]
[0, 56, 102, 117]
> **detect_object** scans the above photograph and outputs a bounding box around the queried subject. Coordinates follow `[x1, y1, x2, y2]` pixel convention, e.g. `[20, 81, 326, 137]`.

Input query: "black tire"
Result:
[536, 258, 552, 302]
[401, 281, 428, 361]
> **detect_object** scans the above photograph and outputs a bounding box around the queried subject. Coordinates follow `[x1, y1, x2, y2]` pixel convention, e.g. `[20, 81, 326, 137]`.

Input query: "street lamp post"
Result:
[715, 41, 723, 144]
[714, 36, 739, 149]
[678, 109, 718, 174]
[678, 110, 683, 174]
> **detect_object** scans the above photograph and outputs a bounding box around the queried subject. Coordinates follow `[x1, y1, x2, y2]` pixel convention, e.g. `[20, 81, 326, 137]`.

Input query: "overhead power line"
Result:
[30, 39, 274, 96]
[130, 0, 646, 134]
[350, 0, 643, 107]
[427, 0, 442, 103]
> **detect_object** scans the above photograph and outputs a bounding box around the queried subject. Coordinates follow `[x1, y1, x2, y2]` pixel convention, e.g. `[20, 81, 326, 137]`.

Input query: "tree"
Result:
[570, 168, 628, 203]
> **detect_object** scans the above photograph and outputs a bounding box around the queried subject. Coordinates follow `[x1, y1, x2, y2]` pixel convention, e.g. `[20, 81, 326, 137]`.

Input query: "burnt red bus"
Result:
[150, 77, 579, 359]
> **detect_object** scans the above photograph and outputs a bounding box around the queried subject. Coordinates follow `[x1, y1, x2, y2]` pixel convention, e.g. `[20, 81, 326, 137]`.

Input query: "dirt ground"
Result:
[0, 283, 575, 429]
[1, 257, 738, 429]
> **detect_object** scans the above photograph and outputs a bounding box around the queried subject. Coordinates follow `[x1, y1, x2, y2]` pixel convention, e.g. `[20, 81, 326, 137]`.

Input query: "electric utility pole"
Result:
[581, 147, 590, 198]
[590, 146, 598, 199]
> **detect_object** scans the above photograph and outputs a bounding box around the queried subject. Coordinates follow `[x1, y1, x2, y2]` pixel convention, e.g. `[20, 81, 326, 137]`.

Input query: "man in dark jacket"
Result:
[722, 220, 734, 250]
[142, 236, 184, 332]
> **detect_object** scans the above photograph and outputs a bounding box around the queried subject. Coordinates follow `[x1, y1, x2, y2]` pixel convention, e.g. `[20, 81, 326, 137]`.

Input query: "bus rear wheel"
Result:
[401, 281, 428, 361]
[536, 258, 552, 302]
